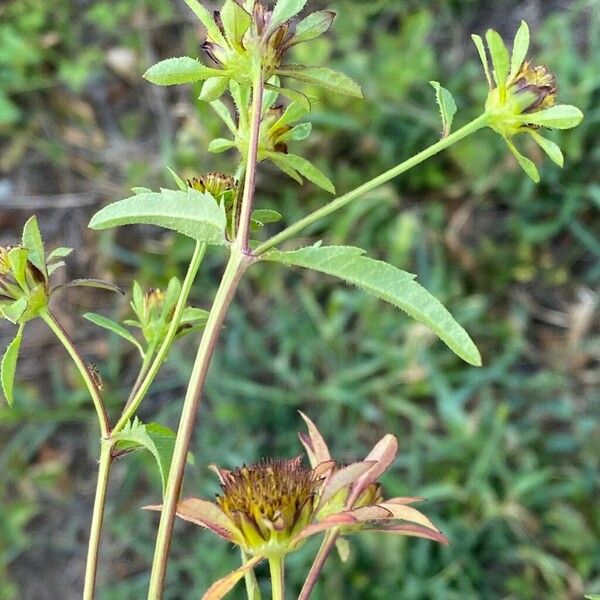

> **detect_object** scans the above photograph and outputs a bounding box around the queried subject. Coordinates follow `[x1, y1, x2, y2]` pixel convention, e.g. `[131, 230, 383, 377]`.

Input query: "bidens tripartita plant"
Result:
[0, 1, 582, 598]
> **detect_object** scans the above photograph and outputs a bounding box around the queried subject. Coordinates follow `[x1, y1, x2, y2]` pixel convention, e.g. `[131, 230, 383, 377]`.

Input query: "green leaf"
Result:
[89, 188, 228, 245]
[276, 65, 363, 98]
[291, 11, 335, 46]
[268, 0, 308, 36]
[264, 245, 482, 366]
[84, 313, 144, 356]
[167, 167, 188, 192]
[143, 57, 219, 86]
[1, 324, 24, 406]
[471, 34, 492, 88]
[522, 105, 584, 129]
[183, 0, 227, 47]
[485, 29, 510, 91]
[264, 83, 312, 112]
[8, 247, 29, 290]
[268, 153, 303, 184]
[210, 100, 237, 133]
[273, 101, 310, 129]
[112, 418, 177, 493]
[528, 130, 563, 167]
[220, 0, 251, 49]
[509, 21, 530, 81]
[274, 122, 312, 144]
[1, 297, 28, 324]
[585, 595, 600, 599]
[47, 261, 66, 276]
[429, 81, 457, 138]
[208, 138, 236, 153]
[272, 153, 335, 193]
[229, 80, 251, 128]
[132, 187, 153, 195]
[55, 279, 124, 294]
[505, 137, 540, 183]
[47, 247, 73, 261]
[199, 76, 229, 102]
[22, 216, 47, 281]
[251, 209, 282, 224]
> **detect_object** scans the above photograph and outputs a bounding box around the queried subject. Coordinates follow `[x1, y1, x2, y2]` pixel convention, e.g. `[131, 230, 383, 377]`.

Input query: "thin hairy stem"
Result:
[83, 441, 113, 600]
[242, 549, 262, 600]
[146, 71, 264, 599]
[114, 241, 207, 432]
[254, 113, 489, 255]
[298, 530, 338, 600]
[269, 556, 285, 600]
[40, 310, 110, 437]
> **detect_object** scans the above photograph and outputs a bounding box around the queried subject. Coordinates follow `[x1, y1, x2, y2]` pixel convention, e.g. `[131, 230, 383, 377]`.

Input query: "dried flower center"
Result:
[188, 172, 236, 198]
[217, 456, 317, 529]
[511, 61, 557, 113]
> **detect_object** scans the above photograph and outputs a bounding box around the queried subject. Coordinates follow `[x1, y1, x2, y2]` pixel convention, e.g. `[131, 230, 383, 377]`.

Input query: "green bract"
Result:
[473, 20, 583, 181]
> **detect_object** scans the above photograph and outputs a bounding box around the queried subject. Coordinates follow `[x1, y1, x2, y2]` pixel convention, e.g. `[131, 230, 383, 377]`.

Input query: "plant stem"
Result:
[241, 549, 262, 600]
[269, 557, 285, 600]
[298, 530, 339, 600]
[83, 440, 113, 600]
[254, 113, 489, 255]
[146, 249, 249, 598]
[114, 241, 207, 433]
[236, 70, 264, 253]
[147, 71, 264, 599]
[40, 309, 110, 438]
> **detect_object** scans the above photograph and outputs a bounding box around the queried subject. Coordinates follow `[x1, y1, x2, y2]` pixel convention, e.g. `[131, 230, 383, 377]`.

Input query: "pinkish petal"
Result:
[368, 523, 449, 545]
[298, 411, 332, 467]
[145, 498, 240, 544]
[378, 502, 438, 530]
[293, 512, 359, 542]
[201, 554, 265, 600]
[313, 459, 336, 478]
[208, 464, 232, 485]
[347, 505, 393, 521]
[318, 461, 376, 510]
[349, 434, 398, 504]
[385, 496, 425, 505]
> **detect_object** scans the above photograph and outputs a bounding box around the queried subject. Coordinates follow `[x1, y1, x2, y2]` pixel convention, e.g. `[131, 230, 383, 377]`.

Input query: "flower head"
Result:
[146, 413, 446, 598]
[473, 21, 583, 181]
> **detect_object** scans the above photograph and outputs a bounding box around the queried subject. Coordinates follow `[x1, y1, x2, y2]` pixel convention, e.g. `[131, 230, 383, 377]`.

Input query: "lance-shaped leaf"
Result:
[291, 11, 335, 46]
[1, 297, 28, 324]
[53, 279, 124, 294]
[183, 0, 227, 47]
[528, 130, 564, 167]
[263, 245, 481, 366]
[276, 65, 363, 98]
[22, 216, 47, 281]
[267, 152, 335, 193]
[267, 0, 308, 37]
[220, 0, 251, 49]
[89, 188, 228, 245]
[504, 137, 540, 183]
[144, 57, 221, 86]
[521, 105, 584, 129]
[84, 313, 144, 357]
[471, 34, 492, 88]
[509, 21, 530, 81]
[430, 81, 457, 138]
[485, 29, 509, 92]
[1, 324, 24, 406]
[112, 418, 178, 493]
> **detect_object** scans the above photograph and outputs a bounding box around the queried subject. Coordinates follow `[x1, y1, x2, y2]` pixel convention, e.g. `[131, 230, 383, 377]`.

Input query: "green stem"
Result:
[114, 241, 207, 433]
[269, 556, 285, 600]
[124, 341, 157, 409]
[254, 113, 489, 255]
[146, 248, 250, 599]
[298, 530, 338, 600]
[241, 549, 262, 600]
[83, 440, 113, 600]
[40, 310, 110, 438]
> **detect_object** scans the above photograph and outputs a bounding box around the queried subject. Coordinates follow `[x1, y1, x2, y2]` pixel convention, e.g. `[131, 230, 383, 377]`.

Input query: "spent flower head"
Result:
[473, 21, 583, 182]
[146, 413, 446, 597]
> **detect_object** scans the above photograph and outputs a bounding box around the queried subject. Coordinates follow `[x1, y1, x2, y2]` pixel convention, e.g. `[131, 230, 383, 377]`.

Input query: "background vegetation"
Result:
[1, 0, 598, 598]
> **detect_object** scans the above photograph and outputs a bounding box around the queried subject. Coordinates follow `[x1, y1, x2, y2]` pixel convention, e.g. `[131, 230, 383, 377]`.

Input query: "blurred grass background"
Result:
[1, 0, 599, 598]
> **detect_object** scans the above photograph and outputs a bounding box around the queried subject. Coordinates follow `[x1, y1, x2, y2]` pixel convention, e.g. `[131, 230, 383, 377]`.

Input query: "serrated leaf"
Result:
[268, 0, 308, 36]
[84, 313, 144, 356]
[8, 247, 28, 290]
[220, 0, 251, 49]
[208, 138, 236, 153]
[265, 84, 312, 112]
[264, 245, 482, 366]
[183, 0, 227, 47]
[291, 11, 335, 46]
[22, 216, 47, 281]
[89, 188, 228, 245]
[271, 153, 335, 193]
[485, 29, 510, 91]
[112, 418, 177, 493]
[144, 57, 220, 86]
[522, 105, 583, 129]
[471, 34, 492, 88]
[47, 247, 73, 261]
[430, 81, 457, 138]
[504, 137, 540, 183]
[1, 324, 24, 406]
[199, 76, 229, 102]
[1, 297, 28, 324]
[528, 130, 563, 167]
[210, 100, 237, 133]
[509, 21, 530, 81]
[276, 65, 363, 98]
